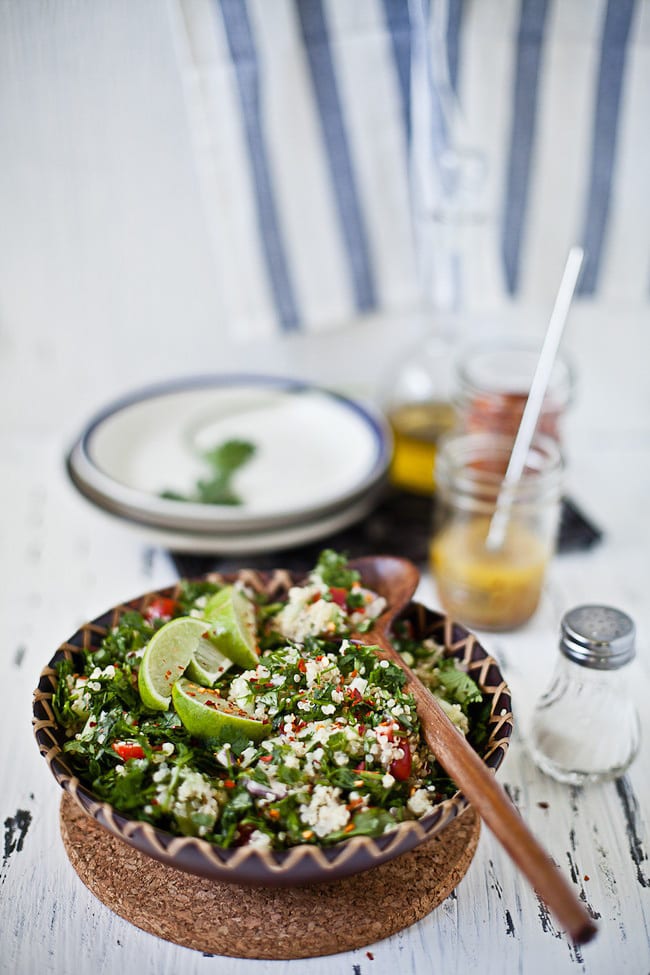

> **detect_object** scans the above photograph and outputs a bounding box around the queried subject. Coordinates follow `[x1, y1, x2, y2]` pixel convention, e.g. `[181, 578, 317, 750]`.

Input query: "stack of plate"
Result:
[66, 375, 392, 554]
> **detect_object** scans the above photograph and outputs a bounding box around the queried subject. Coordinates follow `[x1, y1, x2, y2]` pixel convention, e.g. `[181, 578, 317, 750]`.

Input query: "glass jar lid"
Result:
[560, 605, 636, 669]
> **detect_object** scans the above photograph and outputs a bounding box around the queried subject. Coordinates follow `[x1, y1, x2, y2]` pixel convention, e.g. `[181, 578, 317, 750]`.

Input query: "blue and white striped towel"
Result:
[174, 0, 649, 338]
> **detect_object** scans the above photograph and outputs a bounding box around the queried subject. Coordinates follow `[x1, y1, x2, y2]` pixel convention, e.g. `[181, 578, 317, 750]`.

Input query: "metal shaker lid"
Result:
[560, 605, 636, 669]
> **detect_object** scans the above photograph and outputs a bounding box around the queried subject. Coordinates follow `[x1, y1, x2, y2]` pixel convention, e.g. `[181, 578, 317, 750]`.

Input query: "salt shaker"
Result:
[529, 605, 641, 785]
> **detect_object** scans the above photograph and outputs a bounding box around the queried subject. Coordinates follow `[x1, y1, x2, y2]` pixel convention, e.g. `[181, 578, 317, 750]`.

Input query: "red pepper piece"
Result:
[112, 741, 146, 761]
[329, 587, 348, 608]
[390, 739, 412, 781]
[144, 596, 177, 622]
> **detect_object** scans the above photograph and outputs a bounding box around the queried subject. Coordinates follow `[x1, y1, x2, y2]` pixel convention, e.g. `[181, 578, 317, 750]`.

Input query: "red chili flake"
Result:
[151, 798, 159, 806]
[205, 700, 217, 710]
[348, 688, 362, 704]
[584, 874, 590, 882]
[366, 951, 374, 961]
[537, 801, 549, 810]
[164, 670, 172, 679]
[309, 593, 322, 604]
[89, 721, 97, 728]
[224, 779, 235, 789]
[297, 659, 307, 674]
[260, 755, 273, 763]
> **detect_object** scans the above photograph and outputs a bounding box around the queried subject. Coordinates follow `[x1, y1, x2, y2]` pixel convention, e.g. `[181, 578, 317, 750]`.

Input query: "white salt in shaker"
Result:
[529, 605, 641, 785]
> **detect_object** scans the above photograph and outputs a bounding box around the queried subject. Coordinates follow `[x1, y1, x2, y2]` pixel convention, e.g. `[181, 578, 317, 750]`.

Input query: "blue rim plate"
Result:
[66, 375, 392, 537]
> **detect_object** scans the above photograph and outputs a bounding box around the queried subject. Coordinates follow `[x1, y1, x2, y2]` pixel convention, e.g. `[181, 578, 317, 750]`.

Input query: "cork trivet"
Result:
[60, 792, 480, 959]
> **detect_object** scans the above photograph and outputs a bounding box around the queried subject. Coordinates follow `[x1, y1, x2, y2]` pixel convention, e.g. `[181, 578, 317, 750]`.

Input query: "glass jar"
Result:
[453, 337, 575, 444]
[385, 333, 458, 494]
[529, 606, 641, 785]
[430, 431, 563, 631]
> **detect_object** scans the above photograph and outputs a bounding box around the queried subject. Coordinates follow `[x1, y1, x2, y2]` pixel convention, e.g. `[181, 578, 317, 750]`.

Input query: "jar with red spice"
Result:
[453, 337, 575, 445]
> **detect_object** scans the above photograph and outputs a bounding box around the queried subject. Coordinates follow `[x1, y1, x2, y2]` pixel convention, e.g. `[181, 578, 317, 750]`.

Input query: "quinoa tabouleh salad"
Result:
[54, 551, 487, 851]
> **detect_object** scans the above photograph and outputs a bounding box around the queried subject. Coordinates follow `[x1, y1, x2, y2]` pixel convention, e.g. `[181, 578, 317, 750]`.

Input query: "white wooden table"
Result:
[2, 305, 649, 974]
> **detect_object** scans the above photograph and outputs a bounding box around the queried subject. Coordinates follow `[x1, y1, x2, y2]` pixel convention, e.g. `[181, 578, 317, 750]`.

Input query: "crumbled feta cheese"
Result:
[171, 769, 222, 837]
[273, 585, 344, 642]
[407, 789, 436, 817]
[299, 785, 350, 838]
[248, 830, 272, 850]
[305, 655, 339, 688]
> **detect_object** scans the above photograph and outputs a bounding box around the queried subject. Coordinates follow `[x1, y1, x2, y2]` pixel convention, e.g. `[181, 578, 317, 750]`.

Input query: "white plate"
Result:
[80, 486, 384, 555]
[67, 375, 392, 536]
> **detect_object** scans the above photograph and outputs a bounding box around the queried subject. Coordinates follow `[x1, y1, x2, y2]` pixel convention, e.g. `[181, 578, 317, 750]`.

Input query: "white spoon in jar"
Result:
[486, 246, 584, 551]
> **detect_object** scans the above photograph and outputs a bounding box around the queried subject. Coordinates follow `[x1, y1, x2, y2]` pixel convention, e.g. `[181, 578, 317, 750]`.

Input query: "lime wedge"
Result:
[186, 640, 234, 688]
[171, 677, 270, 742]
[203, 586, 259, 669]
[138, 616, 219, 711]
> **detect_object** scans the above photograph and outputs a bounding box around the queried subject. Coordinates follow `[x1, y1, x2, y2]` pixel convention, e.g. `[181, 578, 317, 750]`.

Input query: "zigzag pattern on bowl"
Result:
[33, 570, 513, 887]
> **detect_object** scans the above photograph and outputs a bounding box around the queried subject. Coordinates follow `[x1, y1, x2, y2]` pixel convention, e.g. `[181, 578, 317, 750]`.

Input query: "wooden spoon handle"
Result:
[376, 636, 597, 945]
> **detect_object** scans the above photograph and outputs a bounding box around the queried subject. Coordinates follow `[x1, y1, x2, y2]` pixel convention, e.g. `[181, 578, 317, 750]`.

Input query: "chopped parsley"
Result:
[160, 438, 256, 506]
[313, 549, 360, 589]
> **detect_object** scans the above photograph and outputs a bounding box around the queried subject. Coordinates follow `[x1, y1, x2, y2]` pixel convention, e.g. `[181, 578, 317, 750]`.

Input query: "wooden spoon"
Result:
[349, 555, 597, 945]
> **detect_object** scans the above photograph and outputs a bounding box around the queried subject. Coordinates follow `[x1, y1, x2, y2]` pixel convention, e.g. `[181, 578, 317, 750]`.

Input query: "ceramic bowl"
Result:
[33, 570, 513, 887]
